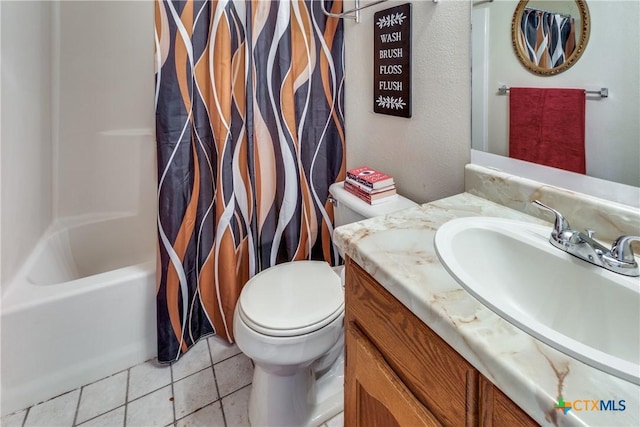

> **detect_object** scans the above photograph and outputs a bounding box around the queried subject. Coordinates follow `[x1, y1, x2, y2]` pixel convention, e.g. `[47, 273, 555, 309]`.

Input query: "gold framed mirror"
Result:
[511, 0, 590, 76]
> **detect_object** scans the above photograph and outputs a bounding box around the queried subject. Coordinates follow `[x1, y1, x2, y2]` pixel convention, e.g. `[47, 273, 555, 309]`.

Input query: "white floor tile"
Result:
[76, 371, 127, 424]
[125, 385, 174, 427]
[173, 368, 219, 419]
[24, 389, 80, 427]
[128, 359, 172, 401]
[172, 339, 213, 381]
[1, 410, 27, 427]
[77, 406, 125, 427]
[221, 385, 251, 427]
[12, 338, 261, 427]
[213, 353, 253, 397]
[175, 401, 225, 427]
[208, 336, 241, 364]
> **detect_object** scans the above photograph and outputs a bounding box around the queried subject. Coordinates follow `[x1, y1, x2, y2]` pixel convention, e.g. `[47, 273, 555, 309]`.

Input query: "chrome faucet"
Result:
[532, 200, 639, 277]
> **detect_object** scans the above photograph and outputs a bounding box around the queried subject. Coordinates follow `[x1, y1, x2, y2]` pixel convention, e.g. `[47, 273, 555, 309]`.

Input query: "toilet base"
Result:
[248, 353, 344, 427]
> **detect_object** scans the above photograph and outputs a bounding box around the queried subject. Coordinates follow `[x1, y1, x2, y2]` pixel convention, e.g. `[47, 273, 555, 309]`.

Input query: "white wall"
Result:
[1, 1, 54, 287]
[344, 0, 471, 204]
[482, 0, 640, 187]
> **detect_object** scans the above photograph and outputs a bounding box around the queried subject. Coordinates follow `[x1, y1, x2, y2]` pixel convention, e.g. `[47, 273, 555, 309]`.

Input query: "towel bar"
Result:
[498, 85, 608, 98]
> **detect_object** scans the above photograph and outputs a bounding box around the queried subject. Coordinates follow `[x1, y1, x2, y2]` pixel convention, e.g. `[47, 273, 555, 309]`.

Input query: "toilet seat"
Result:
[238, 261, 344, 337]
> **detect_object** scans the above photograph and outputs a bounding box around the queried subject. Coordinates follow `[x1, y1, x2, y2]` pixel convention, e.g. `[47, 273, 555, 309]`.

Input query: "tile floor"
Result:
[1, 337, 344, 427]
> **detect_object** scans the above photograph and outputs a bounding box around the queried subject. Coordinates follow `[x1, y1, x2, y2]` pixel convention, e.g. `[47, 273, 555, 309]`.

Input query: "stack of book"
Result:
[344, 166, 397, 205]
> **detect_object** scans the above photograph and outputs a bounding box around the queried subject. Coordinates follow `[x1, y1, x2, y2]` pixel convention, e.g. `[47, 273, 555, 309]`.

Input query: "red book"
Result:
[346, 166, 394, 189]
[344, 181, 398, 205]
[345, 177, 395, 194]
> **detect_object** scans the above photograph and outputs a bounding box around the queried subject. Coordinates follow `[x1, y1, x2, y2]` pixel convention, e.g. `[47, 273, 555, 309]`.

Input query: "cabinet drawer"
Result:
[346, 259, 478, 426]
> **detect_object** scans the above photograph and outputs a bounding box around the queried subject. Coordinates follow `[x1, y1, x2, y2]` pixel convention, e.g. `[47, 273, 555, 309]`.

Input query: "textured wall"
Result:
[344, 0, 471, 204]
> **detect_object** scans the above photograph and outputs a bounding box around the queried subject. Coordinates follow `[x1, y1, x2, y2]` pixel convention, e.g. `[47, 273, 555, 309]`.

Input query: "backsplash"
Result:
[465, 164, 640, 245]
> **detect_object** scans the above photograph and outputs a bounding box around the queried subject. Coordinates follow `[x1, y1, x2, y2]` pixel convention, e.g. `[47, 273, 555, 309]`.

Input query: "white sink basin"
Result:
[434, 217, 640, 385]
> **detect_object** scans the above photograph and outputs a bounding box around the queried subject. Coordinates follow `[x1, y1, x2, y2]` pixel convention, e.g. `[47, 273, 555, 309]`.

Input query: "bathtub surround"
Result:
[334, 166, 640, 426]
[155, 1, 346, 363]
[54, 1, 156, 220]
[0, 1, 54, 288]
[1, 0, 156, 417]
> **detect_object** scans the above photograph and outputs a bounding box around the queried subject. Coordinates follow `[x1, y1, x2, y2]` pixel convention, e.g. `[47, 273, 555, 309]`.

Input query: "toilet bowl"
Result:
[233, 181, 418, 427]
[233, 261, 345, 427]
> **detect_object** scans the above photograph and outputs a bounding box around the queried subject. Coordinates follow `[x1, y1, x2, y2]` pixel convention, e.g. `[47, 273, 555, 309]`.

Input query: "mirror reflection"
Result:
[471, 0, 640, 187]
[512, 0, 589, 75]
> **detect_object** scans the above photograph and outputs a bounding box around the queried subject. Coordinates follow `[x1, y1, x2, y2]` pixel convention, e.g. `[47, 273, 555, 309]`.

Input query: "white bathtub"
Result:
[0, 214, 157, 416]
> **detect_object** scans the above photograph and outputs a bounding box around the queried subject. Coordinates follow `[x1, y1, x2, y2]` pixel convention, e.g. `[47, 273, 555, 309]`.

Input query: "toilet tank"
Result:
[329, 181, 418, 227]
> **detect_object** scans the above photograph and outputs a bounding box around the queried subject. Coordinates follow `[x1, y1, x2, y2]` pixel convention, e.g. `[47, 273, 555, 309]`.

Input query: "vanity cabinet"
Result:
[344, 258, 539, 427]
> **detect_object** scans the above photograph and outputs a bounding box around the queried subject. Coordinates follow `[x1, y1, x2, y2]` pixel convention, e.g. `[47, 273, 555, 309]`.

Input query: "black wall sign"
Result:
[373, 3, 411, 118]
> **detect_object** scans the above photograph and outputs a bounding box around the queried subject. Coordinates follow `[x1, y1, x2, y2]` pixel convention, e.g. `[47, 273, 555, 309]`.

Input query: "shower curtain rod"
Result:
[524, 6, 571, 19]
[473, 0, 494, 6]
[498, 85, 608, 98]
[321, 0, 388, 22]
[321, 0, 439, 23]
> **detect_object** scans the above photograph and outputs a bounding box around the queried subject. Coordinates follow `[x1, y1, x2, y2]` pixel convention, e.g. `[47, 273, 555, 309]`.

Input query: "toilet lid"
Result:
[238, 261, 344, 337]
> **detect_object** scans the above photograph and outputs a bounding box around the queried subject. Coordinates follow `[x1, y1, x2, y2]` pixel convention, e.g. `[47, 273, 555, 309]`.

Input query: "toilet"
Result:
[233, 181, 417, 427]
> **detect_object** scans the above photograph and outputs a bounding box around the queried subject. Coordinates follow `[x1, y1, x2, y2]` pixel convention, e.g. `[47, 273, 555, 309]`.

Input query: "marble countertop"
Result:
[334, 192, 639, 427]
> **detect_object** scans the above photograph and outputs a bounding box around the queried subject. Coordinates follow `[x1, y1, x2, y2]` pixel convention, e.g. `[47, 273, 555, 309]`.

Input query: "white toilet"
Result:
[233, 181, 417, 427]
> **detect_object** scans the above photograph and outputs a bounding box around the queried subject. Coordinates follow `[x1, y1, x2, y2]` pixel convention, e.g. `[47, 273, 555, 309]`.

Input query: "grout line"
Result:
[9, 364, 136, 423]
[14, 341, 246, 427]
[21, 407, 29, 427]
[212, 351, 244, 367]
[123, 367, 130, 427]
[122, 383, 171, 406]
[172, 366, 209, 384]
[72, 371, 130, 426]
[218, 383, 251, 402]
[169, 360, 177, 426]
[72, 386, 83, 426]
[170, 344, 224, 426]
[74, 404, 126, 427]
[173, 399, 221, 426]
[207, 339, 227, 427]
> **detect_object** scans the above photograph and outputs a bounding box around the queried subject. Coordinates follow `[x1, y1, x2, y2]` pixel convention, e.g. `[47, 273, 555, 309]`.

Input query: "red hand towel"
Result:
[509, 88, 586, 174]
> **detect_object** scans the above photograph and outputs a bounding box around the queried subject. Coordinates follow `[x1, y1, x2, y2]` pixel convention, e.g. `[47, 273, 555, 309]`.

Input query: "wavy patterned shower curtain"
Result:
[519, 8, 576, 68]
[154, 0, 345, 363]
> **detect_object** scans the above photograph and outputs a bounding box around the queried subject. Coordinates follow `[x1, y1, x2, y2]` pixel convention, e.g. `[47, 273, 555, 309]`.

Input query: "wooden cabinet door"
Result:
[345, 259, 540, 427]
[478, 376, 539, 427]
[346, 259, 478, 426]
[345, 324, 442, 427]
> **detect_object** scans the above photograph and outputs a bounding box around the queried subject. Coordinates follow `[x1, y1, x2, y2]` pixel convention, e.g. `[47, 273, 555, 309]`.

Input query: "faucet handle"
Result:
[610, 235, 640, 264]
[532, 200, 571, 238]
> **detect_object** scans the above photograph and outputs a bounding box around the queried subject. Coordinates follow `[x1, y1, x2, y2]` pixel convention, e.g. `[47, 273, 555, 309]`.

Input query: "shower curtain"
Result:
[519, 8, 576, 69]
[154, 0, 345, 363]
